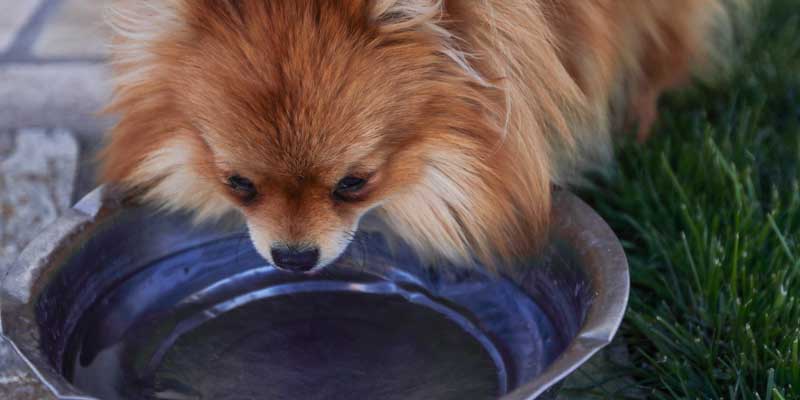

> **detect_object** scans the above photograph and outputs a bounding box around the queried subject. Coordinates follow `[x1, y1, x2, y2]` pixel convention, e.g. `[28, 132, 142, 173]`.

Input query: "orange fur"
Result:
[101, 0, 731, 270]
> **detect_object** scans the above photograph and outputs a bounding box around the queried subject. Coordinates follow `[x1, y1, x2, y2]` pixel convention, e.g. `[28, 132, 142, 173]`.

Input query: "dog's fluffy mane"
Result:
[102, 0, 733, 267]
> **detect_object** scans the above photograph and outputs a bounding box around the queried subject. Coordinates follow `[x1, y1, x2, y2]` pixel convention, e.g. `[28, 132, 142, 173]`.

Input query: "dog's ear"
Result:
[370, 0, 445, 31]
[369, 0, 489, 87]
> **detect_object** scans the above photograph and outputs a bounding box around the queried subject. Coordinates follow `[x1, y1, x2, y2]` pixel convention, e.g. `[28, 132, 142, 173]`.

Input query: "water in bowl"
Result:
[63, 234, 564, 400]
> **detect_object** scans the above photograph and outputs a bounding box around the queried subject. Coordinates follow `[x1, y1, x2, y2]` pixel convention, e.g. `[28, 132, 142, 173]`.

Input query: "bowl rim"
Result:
[1, 185, 629, 400]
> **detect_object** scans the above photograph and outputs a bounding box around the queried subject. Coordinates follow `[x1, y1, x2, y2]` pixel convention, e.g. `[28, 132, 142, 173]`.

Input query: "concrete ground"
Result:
[1, 0, 110, 275]
[0, 0, 111, 200]
[0, 0, 110, 132]
[0, 1, 634, 398]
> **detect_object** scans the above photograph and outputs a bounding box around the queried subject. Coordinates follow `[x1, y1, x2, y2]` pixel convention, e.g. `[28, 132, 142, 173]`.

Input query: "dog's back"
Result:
[446, 0, 730, 183]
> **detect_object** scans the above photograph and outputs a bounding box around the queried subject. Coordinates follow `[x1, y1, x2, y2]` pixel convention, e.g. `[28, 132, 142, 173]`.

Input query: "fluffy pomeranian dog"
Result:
[101, 0, 732, 272]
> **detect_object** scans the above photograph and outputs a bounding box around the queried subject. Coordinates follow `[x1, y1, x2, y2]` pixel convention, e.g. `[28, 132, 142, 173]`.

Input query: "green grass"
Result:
[580, 0, 800, 398]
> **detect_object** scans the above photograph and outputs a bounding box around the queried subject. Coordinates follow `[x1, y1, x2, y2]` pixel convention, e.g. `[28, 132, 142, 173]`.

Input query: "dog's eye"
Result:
[333, 176, 367, 201]
[227, 175, 258, 201]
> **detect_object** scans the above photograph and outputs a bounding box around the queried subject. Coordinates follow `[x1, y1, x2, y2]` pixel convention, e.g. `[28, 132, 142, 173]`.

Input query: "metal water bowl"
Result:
[1, 187, 628, 399]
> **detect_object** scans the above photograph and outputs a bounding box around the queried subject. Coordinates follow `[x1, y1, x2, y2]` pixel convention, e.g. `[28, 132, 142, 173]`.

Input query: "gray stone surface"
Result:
[33, 0, 110, 58]
[0, 129, 78, 278]
[0, 336, 56, 400]
[0, 64, 113, 134]
[0, 2, 42, 53]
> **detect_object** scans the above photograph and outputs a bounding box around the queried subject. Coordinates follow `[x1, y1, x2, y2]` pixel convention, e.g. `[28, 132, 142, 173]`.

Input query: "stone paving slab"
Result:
[0, 336, 57, 400]
[0, 2, 42, 53]
[0, 129, 78, 278]
[33, 0, 110, 59]
[0, 64, 112, 134]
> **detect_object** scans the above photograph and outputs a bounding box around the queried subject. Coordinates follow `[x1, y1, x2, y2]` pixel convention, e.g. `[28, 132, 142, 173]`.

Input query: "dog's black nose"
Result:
[270, 246, 320, 272]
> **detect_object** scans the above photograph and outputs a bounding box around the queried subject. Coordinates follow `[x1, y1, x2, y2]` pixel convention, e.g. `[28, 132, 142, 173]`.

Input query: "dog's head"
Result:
[102, 0, 548, 272]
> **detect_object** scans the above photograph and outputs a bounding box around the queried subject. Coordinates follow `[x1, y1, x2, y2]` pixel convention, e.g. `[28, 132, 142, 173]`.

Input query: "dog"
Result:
[101, 0, 732, 272]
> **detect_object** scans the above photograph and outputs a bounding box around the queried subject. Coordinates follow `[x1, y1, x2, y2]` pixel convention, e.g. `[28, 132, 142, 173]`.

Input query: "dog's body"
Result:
[102, 0, 730, 271]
